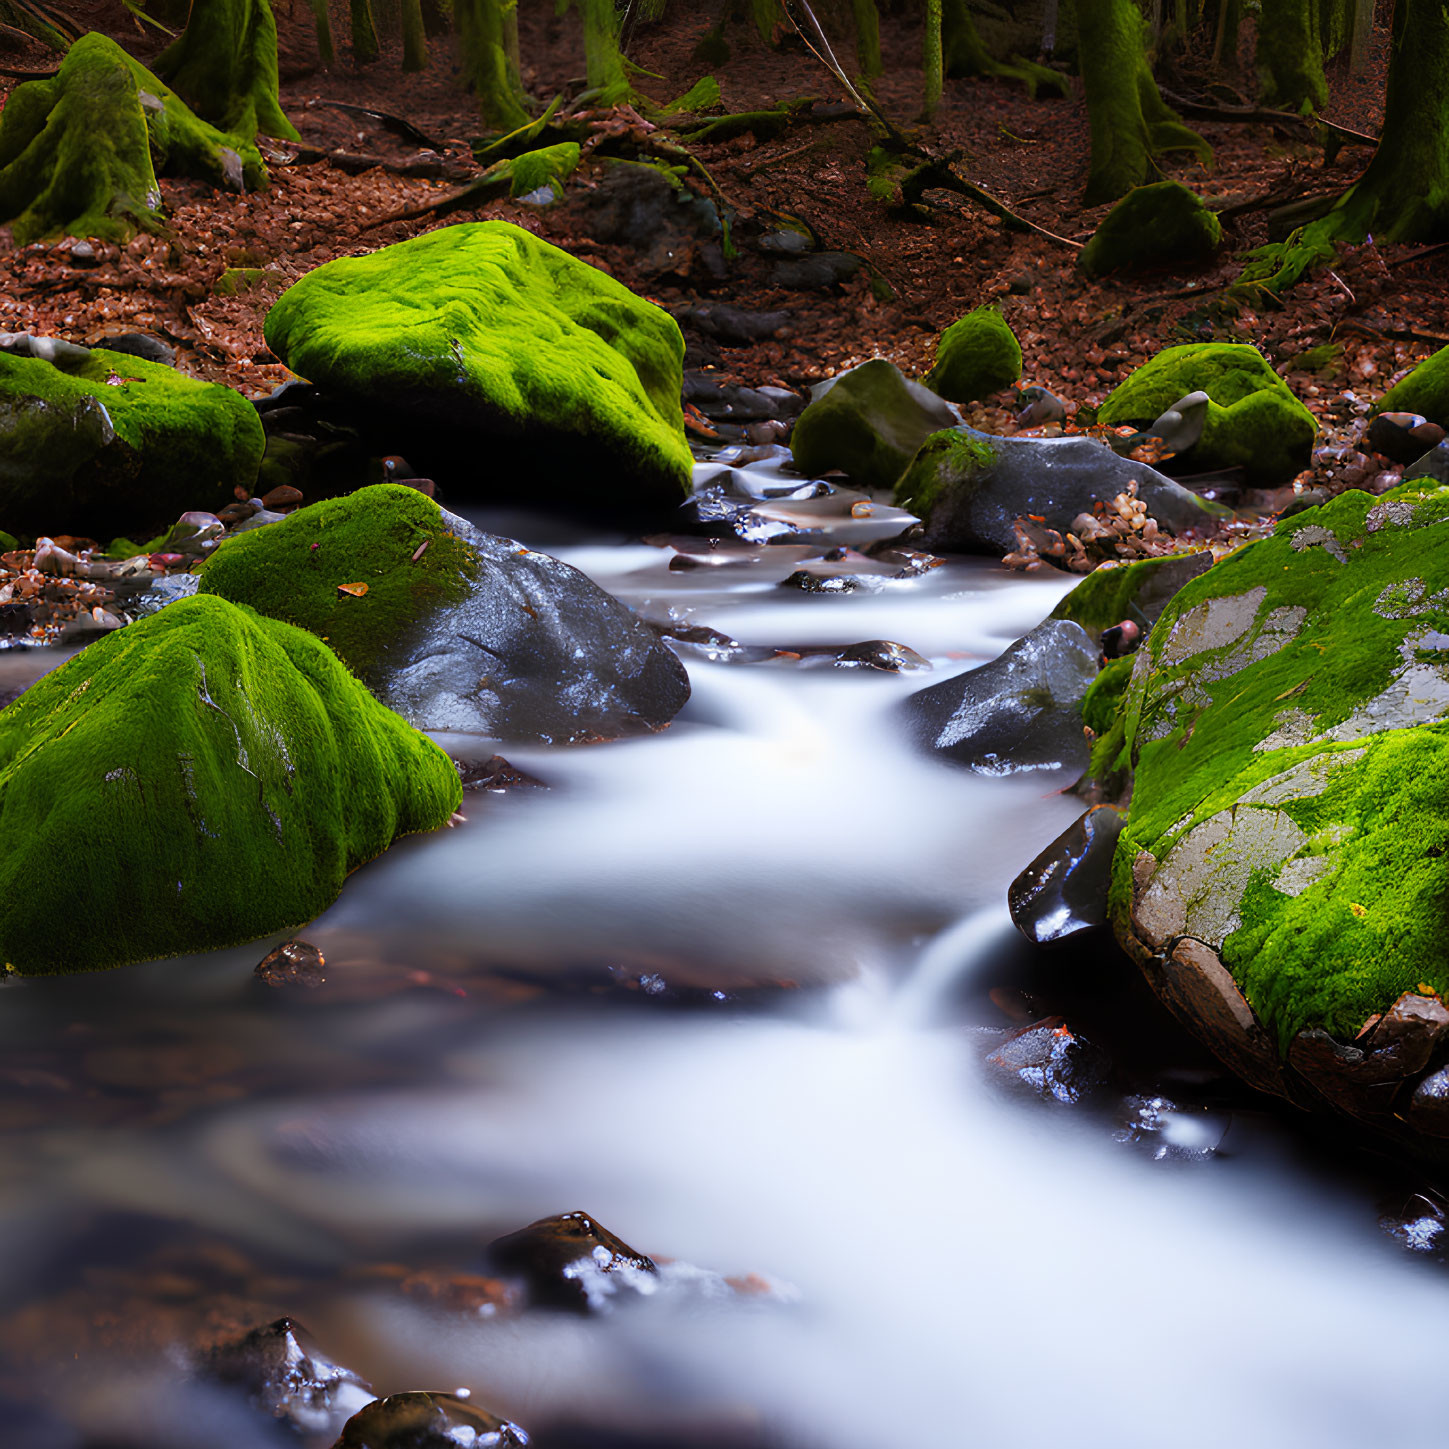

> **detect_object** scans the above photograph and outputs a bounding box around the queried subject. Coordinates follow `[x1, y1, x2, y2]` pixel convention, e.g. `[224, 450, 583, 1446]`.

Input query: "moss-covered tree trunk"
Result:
[351, 0, 380, 62]
[401, 0, 428, 69]
[310, 0, 336, 66]
[751, 0, 781, 41]
[1257, 0, 1327, 113]
[1078, 0, 1210, 204]
[154, 0, 299, 142]
[455, 0, 529, 130]
[923, 0, 942, 116]
[578, 0, 629, 105]
[852, 0, 881, 78]
[1212, 0, 1241, 71]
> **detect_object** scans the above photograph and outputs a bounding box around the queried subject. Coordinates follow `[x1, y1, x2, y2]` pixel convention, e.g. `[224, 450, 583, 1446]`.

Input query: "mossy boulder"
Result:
[1098, 343, 1316, 487]
[199, 484, 690, 742]
[790, 360, 956, 491]
[0, 341, 264, 536]
[1080, 182, 1223, 278]
[924, 307, 1023, 405]
[262, 222, 692, 514]
[1376, 346, 1449, 429]
[1106, 482, 1449, 1141]
[0, 33, 266, 246]
[0, 593, 460, 974]
[895, 426, 1224, 553]
[1050, 549, 1213, 639]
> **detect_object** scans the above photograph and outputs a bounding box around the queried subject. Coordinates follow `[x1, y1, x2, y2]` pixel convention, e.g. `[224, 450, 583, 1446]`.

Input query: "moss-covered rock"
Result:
[1376, 346, 1449, 428]
[790, 360, 956, 491]
[924, 307, 1023, 405]
[1108, 483, 1449, 1128]
[262, 222, 692, 513]
[199, 484, 690, 742]
[0, 33, 268, 246]
[895, 426, 1224, 553]
[1079, 181, 1223, 278]
[154, 0, 299, 143]
[0, 342, 264, 536]
[1050, 549, 1213, 639]
[1098, 343, 1316, 486]
[0, 593, 460, 974]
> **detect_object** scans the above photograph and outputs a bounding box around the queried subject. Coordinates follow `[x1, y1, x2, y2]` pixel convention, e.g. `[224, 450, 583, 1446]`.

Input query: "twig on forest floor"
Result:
[1159, 87, 1377, 147]
[303, 99, 448, 151]
[1389, 240, 1449, 270]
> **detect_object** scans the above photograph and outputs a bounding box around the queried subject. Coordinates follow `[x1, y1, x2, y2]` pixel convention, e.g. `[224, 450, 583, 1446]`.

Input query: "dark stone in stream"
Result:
[835, 639, 930, 672]
[1380, 1193, 1448, 1254]
[456, 755, 547, 792]
[1008, 805, 1124, 945]
[1112, 1094, 1230, 1161]
[488, 1211, 657, 1313]
[899, 619, 1098, 786]
[334, 1391, 528, 1449]
[1366, 411, 1445, 465]
[255, 940, 327, 989]
[983, 1017, 1111, 1105]
[1403, 439, 1449, 486]
[207, 1316, 374, 1438]
[94, 331, 176, 367]
[0, 601, 33, 637]
[897, 427, 1226, 555]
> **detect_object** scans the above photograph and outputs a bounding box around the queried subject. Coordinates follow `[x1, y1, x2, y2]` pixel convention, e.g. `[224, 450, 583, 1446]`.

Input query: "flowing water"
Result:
[2, 504, 1449, 1449]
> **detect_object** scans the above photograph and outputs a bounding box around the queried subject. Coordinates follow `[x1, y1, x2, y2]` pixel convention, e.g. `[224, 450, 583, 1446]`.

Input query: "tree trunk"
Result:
[455, 0, 529, 129]
[923, 0, 942, 116]
[751, 0, 780, 42]
[1257, 0, 1327, 113]
[1212, 0, 1241, 71]
[154, 0, 299, 141]
[579, 0, 628, 104]
[309, 0, 335, 67]
[351, 0, 380, 63]
[1077, 0, 1210, 205]
[852, 0, 881, 78]
[401, 0, 428, 69]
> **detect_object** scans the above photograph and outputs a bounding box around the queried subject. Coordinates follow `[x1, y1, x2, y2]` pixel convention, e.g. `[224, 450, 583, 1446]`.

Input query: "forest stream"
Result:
[3, 454, 1449, 1449]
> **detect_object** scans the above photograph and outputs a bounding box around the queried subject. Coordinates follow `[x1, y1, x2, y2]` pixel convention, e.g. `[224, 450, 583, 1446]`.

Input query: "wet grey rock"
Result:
[131, 572, 200, 617]
[565, 160, 721, 278]
[1008, 805, 1125, 944]
[1367, 411, 1445, 465]
[983, 1017, 1111, 1104]
[900, 618, 1098, 785]
[0, 331, 92, 366]
[255, 940, 327, 989]
[835, 639, 930, 672]
[1404, 440, 1449, 485]
[683, 376, 795, 423]
[376, 511, 690, 743]
[1113, 1095, 1230, 1161]
[771, 252, 862, 289]
[0, 601, 33, 638]
[676, 305, 789, 344]
[791, 360, 956, 492]
[95, 331, 176, 367]
[335, 1391, 528, 1449]
[456, 755, 547, 791]
[207, 1316, 374, 1437]
[489, 1211, 658, 1313]
[1380, 1193, 1447, 1254]
[899, 427, 1225, 554]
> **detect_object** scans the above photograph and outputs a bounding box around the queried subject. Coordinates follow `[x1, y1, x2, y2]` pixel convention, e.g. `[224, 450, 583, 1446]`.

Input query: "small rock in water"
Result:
[1008, 805, 1124, 945]
[982, 1017, 1111, 1105]
[206, 1316, 374, 1437]
[335, 1390, 529, 1448]
[1366, 411, 1445, 465]
[1113, 1095, 1230, 1161]
[455, 755, 547, 792]
[1380, 1193, 1447, 1255]
[255, 940, 327, 989]
[834, 640, 931, 672]
[489, 1211, 658, 1313]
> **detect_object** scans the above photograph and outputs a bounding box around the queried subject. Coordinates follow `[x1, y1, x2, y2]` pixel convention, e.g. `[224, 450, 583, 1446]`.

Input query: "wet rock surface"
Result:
[335, 1391, 529, 1449]
[983, 1017, 1112, 1105]
[900, 618, 1098, 785]
[488, 1212, 658, 1313]
[1008, 805, 1124, 945]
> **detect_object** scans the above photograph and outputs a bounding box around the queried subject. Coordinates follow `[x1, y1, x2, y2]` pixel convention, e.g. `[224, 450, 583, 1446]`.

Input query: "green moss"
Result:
[198, 484, 476, 681]
[262, 222, 692, 506]
[1112, 484, 1449, 1044]
[661, 76, 721, 115]
[893, 427, 997, 516]
[0, 346, 265, 536]
[925, 307, 1022, 404]
[0, 530, 16, 552]
[1082, 653, 1135, 736]
[1256, 0, 1328, 113]
[213, 266, 267, 296]
[505, 141, 580, 198]
[1079, 181, 1222, 278]
[0, 592, 460, 975]
[1098, 342, 1316, 486]
[1376, 346, 1449, 428]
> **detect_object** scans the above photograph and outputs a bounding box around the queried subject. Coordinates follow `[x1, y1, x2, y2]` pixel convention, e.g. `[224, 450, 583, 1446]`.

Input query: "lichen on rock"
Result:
[924, 307, 1022, 405]
[0, 593, 461, 975]
[1079, 181, 1223, 278]
[262, 222, 693, 513]
[0, 341, 265, 536]
[1098, 342, 1317, 486]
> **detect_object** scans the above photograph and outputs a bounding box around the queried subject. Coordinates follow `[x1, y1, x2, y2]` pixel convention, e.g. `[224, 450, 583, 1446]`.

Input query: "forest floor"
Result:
[1, 1, 1445, 511]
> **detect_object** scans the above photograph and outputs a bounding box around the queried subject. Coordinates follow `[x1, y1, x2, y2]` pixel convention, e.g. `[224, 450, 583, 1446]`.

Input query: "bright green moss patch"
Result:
[1099, 342, 1316, 485]
[1376, 346, 1449, 428]
[1051, 550, 1213, 637]
[893, 427, 998, 516]
[198, 484, 476, 681]
[263, 221, 692, 507]
[506, 141, 581, 198]
[925, 307, 1022, 404]
[1079, 182, 1222, 278]
[1082, 653, 1135, 736]
[0, 593, 460, 975]
[1113, 484, 1449, 1044]
[661, 76, 722, 115]
[0, 345, 264, 536]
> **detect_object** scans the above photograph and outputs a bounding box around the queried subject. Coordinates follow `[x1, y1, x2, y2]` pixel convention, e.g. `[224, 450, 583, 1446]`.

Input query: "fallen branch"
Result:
[1159, 87, 1377, 147]
[303, 98, 448, 151]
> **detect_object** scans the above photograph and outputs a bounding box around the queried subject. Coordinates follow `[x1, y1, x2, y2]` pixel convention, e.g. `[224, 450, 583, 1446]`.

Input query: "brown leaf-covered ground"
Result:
[1, 1, 1445, 501]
